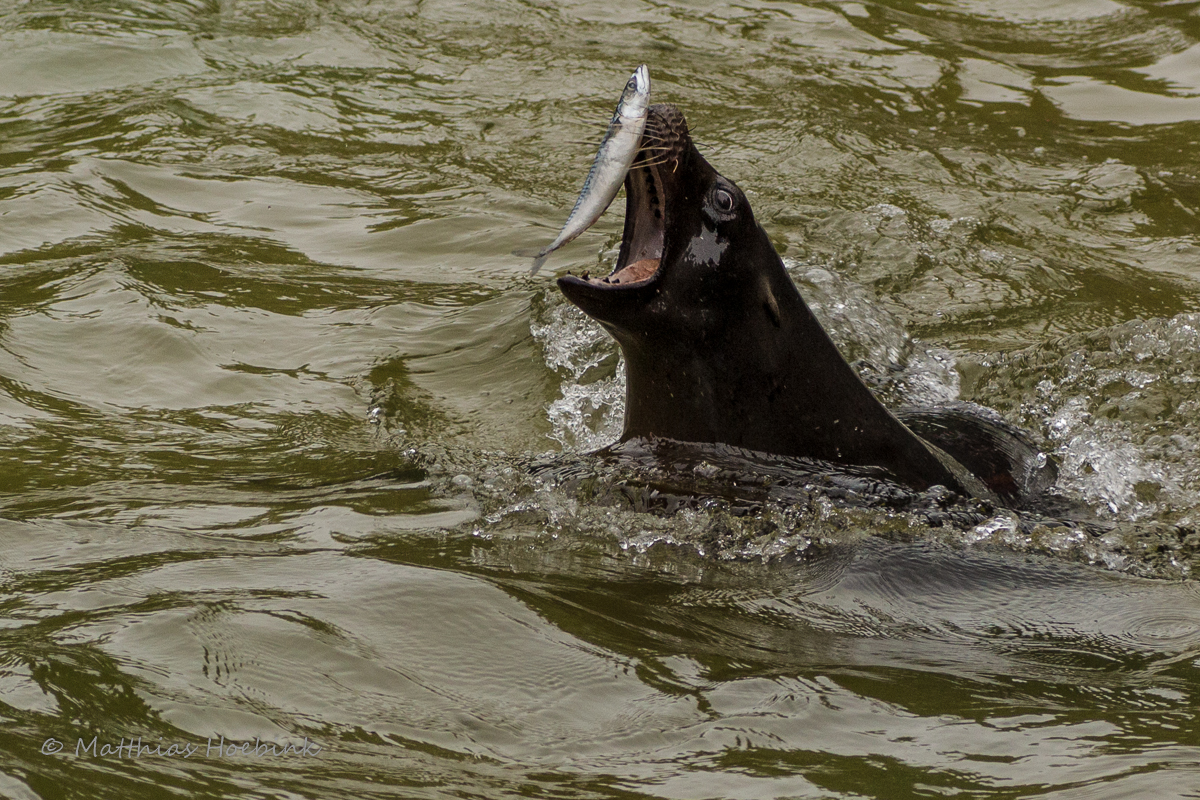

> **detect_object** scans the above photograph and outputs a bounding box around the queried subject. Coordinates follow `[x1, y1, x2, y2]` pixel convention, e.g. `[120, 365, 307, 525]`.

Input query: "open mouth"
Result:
[563, 104, 688, 292]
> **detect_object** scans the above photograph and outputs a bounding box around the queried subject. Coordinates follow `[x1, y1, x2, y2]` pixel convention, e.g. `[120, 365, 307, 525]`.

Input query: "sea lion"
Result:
[557, 103, 1054, 506]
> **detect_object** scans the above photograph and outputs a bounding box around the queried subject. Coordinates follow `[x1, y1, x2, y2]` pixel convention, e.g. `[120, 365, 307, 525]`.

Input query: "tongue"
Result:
[591, 258, 660, 286]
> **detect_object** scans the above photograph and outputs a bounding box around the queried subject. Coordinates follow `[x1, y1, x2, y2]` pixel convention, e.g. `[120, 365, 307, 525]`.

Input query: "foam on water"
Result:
[966, 313, 1200, 525]
[530, 296, 624, 452]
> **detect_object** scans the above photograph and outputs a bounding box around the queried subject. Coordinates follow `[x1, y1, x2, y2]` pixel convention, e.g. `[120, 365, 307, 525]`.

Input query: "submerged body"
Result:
[554, 103, 1055, 507]
[515, 65, 651, 274]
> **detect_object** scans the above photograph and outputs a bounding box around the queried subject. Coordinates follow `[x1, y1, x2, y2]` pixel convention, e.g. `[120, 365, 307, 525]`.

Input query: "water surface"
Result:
[3, 0, 1200, 798]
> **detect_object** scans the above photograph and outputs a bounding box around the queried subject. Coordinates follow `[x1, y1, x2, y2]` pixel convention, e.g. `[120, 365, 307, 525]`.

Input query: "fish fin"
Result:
[512, 247, 550, 275]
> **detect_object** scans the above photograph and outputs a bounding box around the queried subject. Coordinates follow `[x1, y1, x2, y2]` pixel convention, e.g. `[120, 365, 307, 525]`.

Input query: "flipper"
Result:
[897, 402, 1057, 507]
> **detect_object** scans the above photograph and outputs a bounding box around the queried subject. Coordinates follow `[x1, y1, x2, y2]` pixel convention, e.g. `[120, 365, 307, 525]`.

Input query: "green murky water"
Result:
[4, 1, 1200, 797]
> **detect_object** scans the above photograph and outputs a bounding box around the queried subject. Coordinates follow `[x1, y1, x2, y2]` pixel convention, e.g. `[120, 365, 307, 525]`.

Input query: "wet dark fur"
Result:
[557, 104, 1055, 509]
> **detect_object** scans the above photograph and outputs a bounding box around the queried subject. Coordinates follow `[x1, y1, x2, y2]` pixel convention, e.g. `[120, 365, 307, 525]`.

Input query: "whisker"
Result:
[563, 128, 669, 148]
[561, 140, 670, 153]
[632, 157, 678, 168]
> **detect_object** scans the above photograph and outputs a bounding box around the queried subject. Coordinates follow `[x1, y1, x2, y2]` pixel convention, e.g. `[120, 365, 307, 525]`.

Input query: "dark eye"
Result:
[714, 188, 734, 213]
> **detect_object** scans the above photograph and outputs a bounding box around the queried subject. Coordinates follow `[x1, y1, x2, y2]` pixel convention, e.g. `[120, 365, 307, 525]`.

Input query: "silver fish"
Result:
[514, 65, 651, 274]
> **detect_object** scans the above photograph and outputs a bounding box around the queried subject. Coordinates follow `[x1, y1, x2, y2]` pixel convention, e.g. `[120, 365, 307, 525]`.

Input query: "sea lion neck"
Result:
[617, 246, 965, 492]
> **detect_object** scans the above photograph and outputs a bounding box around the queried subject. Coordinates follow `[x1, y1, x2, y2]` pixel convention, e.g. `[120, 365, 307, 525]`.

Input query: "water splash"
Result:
[966, 313, 1200, 523]
[530, 297, 624, 452]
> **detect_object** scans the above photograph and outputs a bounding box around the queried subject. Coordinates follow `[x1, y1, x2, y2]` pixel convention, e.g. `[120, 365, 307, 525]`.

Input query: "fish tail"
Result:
[512, 246, 550, 274]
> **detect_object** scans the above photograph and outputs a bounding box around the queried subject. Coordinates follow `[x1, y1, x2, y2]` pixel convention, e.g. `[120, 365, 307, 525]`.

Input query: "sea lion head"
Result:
[557, 103, 807, 451]
[557, 103, 786, 346]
